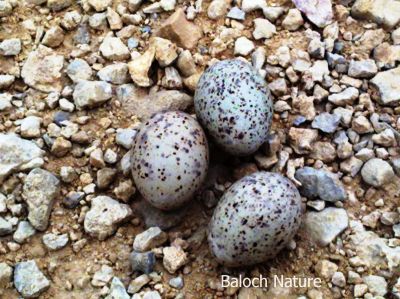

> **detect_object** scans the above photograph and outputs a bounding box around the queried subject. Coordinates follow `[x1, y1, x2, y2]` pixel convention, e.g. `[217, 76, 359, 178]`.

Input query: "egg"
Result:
[208, 171, 302, 267]
[131, 111, 209, 210]
[194, 59, 273, 156]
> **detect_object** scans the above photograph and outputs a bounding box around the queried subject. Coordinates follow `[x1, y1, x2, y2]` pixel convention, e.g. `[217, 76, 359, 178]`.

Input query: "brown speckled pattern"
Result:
[194, 59, 273, 156]
[131, 111, 209, 211]
[208, 172, 302, 267]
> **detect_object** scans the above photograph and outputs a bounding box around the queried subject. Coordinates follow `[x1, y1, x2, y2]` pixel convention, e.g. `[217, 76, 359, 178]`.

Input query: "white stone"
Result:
[234, 37, 255, 56]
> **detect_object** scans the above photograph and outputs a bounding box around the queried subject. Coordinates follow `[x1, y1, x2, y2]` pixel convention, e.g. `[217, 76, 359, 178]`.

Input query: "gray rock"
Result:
[227, 7, 245, 20]
[0, 216, 12, 236]
[0, 38, 21, 56]
[363, 275, 387, 296]
[328, 87, 359, 106]
[47, 0, 72, 11]
[295, 167, 347, 202]
[73, 24, 90, 45]
[23, 168, 60, 231]
[84, 196, 132, 240]
[42, 233, 69, 250]
[91, 265, 113, 287]
[66, 59, 93, 82]
[96, 167, 117, 189]
[130, 251, 156, 274]
[63, 191, 84, 209]
[21, 45, 64, 93]
[361, 158, 395, 187]
[14, 260, 50, 298]
[371, 67, 400, 105]
[0, 74, 15, 89]
[133, 227, 167, 252]
[348, 59, 378, 78]
[311, 113, 341, 133]
[169, 276, 184, 289]
[116, 128, 137, 149]
[73, 80, 112, 109]
[105, 277, 130, 299]
[0, 134, 44, 183]
[13, 220, 36, 243]
[0, 262, 12, 289]
[98, 63, 129, 84]
[99, 37, 130, 61]
[0, 93, 12, 111]
[303, 207, 349, 246]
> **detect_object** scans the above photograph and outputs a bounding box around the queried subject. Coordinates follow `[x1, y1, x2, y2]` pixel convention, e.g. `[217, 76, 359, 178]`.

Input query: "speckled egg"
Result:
[131, 111, 209, 211]
[194, 59, 273, 156]
[208, 171, 302, 267]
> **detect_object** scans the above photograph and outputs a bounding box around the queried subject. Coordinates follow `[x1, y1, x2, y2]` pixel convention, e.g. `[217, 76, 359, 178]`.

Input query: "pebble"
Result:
[253, 18, 276, 39]
[295, 167, 346, 202]
[0, 217, 12, 236]
[84, 196, 132, 240]
[348, 59, 378, 78]
[66, 59, 93, 82]
[73, 80, 112, 109]
[96, 168, 117, 189]
[241, 0, 266, 12]
[105, 277, 130, 299]
[98, 63, 129, 85]
[42, 26, 65, 48]
[133, 227, 167, 252]
[315, 259, 338, 280]
[19, 116, 41, 138]
[352, 0, 400, 29]
[227, 7, 245, 20]
[0, 262, 12, 288]
[163, 246, 188, 274]
[42, 233, 69, 250]
[14, 260, 50, 298]
[0, 38, 21, 56]
[92, 265, 114, 287]
[128, 47, 155, 87]
[282, 9, 304, 31]
[361, 158, 395, 187]
[128, 274, 150, 293]
[363, 275, 387, 296]
[169, 276, 184, 289]
[130, 251, 156, 274]
[371, 66, 400, 105]
[99, 37, 130, 61]
[311, 113, 340, 133]
[88, 0, 112, 12]
[234, 37, 255, 56]
[303, 207, 349, 246]
[13, 220, 36, 243]
[23, 168, 60, 231]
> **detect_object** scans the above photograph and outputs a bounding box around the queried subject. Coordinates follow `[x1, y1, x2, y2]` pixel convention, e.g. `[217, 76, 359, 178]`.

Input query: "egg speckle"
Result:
[131, 111, 209, 210]
[208, 171, 302, 267]
[194, 59, 273, 156]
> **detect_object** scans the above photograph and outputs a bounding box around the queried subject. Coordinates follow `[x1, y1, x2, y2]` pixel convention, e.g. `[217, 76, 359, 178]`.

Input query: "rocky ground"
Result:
[0, 0, 400, 298]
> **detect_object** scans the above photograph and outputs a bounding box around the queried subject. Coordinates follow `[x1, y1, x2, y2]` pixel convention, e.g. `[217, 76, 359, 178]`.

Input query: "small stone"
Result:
[133, 227, 167, 252]
[328, 87, 359, 106]
[0, 217, 12, 236]
[332, 272, 346, 287]
[42, 26, 65, 48]
[288, 128, 318, 154]
[0, 134, 44, 183]
[42, 233, 69, 250]
[151, 37, 178, 67]
[352, 115, 373, 134]
[100, 37, 130, 61]
[282, 9, 304, 31]
[227, 7, 245, 20]
[361, 158, 395, 187]
[315, 260, 338, 280]
[163, 246, 188, 274]
[241, 0, 266, 12]
[295, 167, 346, 202]
[98, 63, 129, 85]
[13, 221, 36, 244]
[292, 0, 333, 27]
[371, 66, 400, 105]
[92, 265, 113, 287]
[67, 59, 93, 82]
[363, 275, 387, 296]
[61, 10, 82, 30]
[23, 168, 60, 231]
[0, 262, 12, 289]
[263, 6, 284, 22]
[20, 116, 41, 138]
[169, 277, 184, 289]
[84, 196, 132, 240]
[73, 80, 112, 109]
[63, 191, 84, 209]
[107, 8, 123, 30]
[51, 137, 72, 157]
[106, 277, 130, 299]
[292, 94, 315, 120]
[127, 274, 150, 293]
[0, 38, 21, 56]
[0, 74, 15, 90]
[156, 9, 202, 49]
[348, 59, 378, 78]
[352, 0, 400, 29]
[97, 168, 117, 189]
[253, 18, 276, 40]
[311, 113, 340, 133]
[116, 128, 137, 149]
[47, 0, 72, 11]
[0, 0, 13, 17]
[354, 284, 368, 297]
[340, 156, 363, 177]
[14, 260, 50, 298]
[128, 47, 155, 87]
[303, 207, 348, 246]
[207, 0, 229, 19]
[160, 0, 176, 11]
[310, 142, 336, 163]
[104, 149, 118, 164]
[88, 0, 112, 12]
[234, 37, 254, 56]
[89, 13, 107, 29]
[21, 45, 64, 93]
[130, 251, 156, 274]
